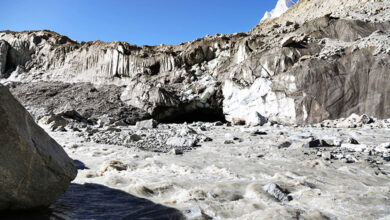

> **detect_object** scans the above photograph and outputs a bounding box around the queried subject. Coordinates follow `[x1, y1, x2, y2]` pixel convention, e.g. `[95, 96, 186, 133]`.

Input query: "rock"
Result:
[250, 130, 268, 136]
[341, 143, 368, 152]
[303, 139, 331, 148]
[348, 138, 359, 145]
[224, 133, 235, 141]
[214, 121, 224, 126]
[281, 35, 307, 47]
[322, 151, 332, 160]
[231, 118, 246, 126]
[336, 120, 357, 128]
[224, 140, 235, 144]
[278, 141, 292, 149]
[0, 85, 77, 211]
[168, 148, 183, 155]
[39, 114, 69, 131]
[101, 160, 127, 173]
[57, 109, 87, 123]
[136, 119, 158, 129]
[125, 134, 142, 143]
[281, 36, 295, 47]
[345, 154, 357, 163]
[376, 143, 390, 153]
[179, 126, 197, 136]
[264, 183, 292, 202]
[166, 137, 196, 148]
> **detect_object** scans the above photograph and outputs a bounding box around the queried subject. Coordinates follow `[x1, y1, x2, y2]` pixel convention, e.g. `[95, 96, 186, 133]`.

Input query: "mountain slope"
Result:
[1, 0, 390, 126]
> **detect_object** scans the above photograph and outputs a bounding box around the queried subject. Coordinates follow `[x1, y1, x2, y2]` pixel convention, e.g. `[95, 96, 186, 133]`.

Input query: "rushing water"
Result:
[3, 124, 390, 219]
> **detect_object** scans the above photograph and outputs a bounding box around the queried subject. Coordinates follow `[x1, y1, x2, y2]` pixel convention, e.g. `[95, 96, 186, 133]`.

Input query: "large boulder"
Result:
[0, 84, 77, 211]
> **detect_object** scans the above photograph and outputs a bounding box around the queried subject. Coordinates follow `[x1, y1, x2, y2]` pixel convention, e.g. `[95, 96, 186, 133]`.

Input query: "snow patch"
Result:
[261, 0, 296, 21]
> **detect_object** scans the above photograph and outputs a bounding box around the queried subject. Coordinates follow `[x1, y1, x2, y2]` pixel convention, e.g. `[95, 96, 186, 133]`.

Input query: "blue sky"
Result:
[1, 0, 276, 45]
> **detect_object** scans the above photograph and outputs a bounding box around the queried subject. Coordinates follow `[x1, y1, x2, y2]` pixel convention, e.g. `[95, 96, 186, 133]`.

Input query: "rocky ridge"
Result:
[1, 0, 390, 126]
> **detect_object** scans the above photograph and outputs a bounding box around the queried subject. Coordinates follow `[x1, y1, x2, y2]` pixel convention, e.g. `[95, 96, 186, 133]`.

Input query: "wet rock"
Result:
[0, 85, 77, 211]
[136, 119, 158, 129]
[39, 114, 68, 131]
[264, 183, 293, 202]
[281, 34, 307, 47]
[101, 160, 127, 173]
[182, 206, 205, 220]
[345, 154, 358, 163]
[224, 140, 235, 144]
[168, 148, 183, 155]
[130, 134, 142, 142]
[360, 114, 374, 124]
[322, 151, 332, 160]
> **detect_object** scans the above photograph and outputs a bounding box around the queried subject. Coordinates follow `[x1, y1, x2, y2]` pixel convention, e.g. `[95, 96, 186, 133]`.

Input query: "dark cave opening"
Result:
[154, 106, 226, 124]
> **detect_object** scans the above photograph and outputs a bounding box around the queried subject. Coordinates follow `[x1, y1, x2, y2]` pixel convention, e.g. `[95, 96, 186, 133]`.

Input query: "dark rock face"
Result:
[0, 84, 77, 211]
[0, 40, 8, 76]
[8, 82, 151, 125]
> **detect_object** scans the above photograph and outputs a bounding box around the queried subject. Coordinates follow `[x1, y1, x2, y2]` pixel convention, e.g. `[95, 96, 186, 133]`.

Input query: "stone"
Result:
[264, 183, 292, 202]
[166, 137, 196, 148]
[0, 85, 77, 211]
[101, 160, 127, 173]
[281, 36, 295, 47]
[376, 143, 390, 153]
[224, 140, 235, 144]
[136, 119, 158, 129]
[303, 139, 331, 148]
[125, 134, 142, 143]
[278, 141, 292, 149]
[341, 144, 368, 152]
[247, 112, 268, 126]
[39, 114, 69, 131]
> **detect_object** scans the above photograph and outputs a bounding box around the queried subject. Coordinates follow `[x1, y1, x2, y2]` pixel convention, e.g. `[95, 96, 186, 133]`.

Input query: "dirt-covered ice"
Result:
[44, 122, 390, 219]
